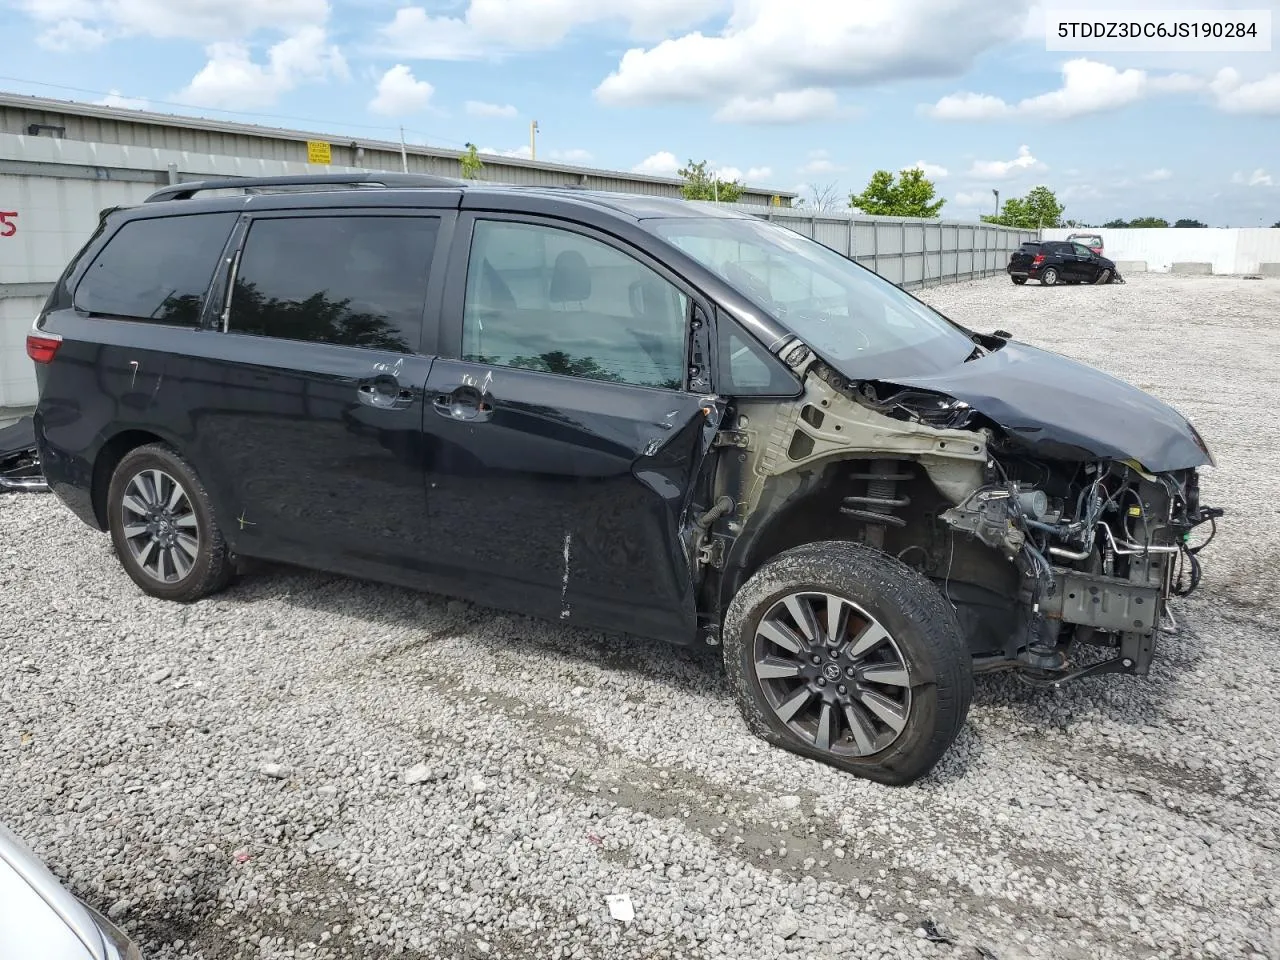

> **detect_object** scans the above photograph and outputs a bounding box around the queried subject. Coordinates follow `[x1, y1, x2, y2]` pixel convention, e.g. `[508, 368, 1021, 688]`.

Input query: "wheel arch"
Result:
[717, 456, 953, 620]
[90, 428, 177, 529]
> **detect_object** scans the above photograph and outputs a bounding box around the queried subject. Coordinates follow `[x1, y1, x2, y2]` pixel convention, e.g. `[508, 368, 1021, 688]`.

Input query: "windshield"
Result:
[649, 216, 978, 379]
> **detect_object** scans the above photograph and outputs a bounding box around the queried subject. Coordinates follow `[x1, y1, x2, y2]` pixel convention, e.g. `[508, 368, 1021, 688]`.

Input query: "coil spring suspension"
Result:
[841, 459, 912, 549]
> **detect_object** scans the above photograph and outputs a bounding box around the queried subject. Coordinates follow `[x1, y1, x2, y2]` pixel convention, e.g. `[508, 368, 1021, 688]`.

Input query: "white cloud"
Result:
[712, 87, 844, 123]
[21, 0, 330, 41]
[479, 145, 533, 159]
[1140, 168, 1173, 182]
[552, 148, 594, 164]
[1232, 169, 1273, 187]
[477, 145, 593, 164]
[1060, 184, 1102, 202]
[369, 65, 434, 115]
[96, 89, 149, 110]
[378, 0, 726, 59]
[952, 190, 995, 207]
[925, 92, 1013, 121]
[176, 26, 348, 109]
[799, 149, 845, 176]
[1210, 68, 1280, 115]
[969, 145, 1046, 180]
[595, 0, 1029, 108]
[912, 161, 948, 178]
[925, 58, 1194, 121]
[36, 18, 105, 50]
[465, 100, 518, 118]
[745, 166, 773, 181]
[633, 150, 681, 175]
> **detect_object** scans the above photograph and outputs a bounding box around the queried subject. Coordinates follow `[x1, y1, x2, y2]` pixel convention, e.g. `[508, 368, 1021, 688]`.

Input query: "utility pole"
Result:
[530, 120, 539, 161]
[992, 188, 1000, 216]
[399, 127, 408, 173]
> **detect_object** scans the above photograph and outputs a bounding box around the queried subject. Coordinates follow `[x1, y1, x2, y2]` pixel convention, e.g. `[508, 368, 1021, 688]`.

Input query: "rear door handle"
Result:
[357, 374, 414, 410]
[432, 384, 494, 422]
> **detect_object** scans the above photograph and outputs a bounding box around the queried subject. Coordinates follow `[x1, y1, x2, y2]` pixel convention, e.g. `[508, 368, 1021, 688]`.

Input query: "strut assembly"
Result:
[841, 459, 912, 549]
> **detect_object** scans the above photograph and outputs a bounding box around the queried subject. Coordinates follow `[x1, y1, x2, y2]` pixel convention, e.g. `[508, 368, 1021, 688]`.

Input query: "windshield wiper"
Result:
[964, 343, 987, 362]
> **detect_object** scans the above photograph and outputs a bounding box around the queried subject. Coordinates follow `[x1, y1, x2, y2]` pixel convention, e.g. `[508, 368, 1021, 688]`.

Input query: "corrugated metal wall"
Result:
[1, 134, 1033, 411]
[0, 95, 788, 205]
[709, 204, 1039, 288]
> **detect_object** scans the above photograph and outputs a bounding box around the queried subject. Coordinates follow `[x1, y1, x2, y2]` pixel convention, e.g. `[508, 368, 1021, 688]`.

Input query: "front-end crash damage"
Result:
[699, 340, 1222, 685]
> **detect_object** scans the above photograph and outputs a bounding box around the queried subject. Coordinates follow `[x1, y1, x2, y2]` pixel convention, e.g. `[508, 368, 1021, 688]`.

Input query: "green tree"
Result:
[677, 159, 743, 202]
[460, 143, 484, 180]
[1174, 218, 1207, 228]
[849, 168, 945, 218]
[981, 186, 1064, 229]
[1128, 216, 1170, 228]
[1272, 221, 1280, 228]
[1103, 218, 1130, 228]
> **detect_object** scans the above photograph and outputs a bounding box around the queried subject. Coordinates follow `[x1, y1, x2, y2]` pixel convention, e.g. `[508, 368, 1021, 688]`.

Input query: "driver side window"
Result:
[461, 220, 688, 391]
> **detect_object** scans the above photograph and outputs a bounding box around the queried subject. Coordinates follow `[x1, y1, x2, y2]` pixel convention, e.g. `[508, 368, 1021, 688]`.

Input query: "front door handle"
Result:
[432, 384, 494, 422]
[357, 374, 414, 410]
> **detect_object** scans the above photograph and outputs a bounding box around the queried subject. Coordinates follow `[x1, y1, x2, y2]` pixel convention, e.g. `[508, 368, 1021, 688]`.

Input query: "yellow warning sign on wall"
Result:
[306, 140, 332, 165]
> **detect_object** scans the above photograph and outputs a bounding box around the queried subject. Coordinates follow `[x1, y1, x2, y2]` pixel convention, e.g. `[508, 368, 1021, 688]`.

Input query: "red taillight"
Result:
[26, 332, 62, 364]
[1032, 254, 1045, 265]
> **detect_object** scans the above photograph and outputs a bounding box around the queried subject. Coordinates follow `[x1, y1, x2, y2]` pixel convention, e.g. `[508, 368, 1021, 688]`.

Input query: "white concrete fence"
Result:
[1042, 227, 1280, 276]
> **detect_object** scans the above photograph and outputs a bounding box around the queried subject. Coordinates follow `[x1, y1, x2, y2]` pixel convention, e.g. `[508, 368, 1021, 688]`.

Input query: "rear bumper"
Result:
[33, 413, 103, 530]
[1007, 265, 1039, 279]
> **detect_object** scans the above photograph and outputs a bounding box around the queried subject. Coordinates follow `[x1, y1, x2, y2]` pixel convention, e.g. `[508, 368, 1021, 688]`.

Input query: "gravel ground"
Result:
[3, 273, 1279, 960]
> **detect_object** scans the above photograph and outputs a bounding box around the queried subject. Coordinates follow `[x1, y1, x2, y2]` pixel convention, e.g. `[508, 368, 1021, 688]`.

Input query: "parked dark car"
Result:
[1008, 240, 1121, 286]
[29, 174, 1220, 785]
[1067, 231, 1105, 256]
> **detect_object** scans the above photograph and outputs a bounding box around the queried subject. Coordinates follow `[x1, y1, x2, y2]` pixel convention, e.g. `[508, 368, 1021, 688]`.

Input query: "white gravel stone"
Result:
[2, 275, 1278, 960]
[403, 763, 434, 785]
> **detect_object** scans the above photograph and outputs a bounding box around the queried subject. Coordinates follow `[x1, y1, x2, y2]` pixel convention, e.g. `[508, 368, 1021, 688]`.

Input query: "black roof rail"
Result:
[144, 172, 467, 203]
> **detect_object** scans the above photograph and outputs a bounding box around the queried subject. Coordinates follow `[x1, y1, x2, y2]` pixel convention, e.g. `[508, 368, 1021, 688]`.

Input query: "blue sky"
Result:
[1, 0, 1278, 225]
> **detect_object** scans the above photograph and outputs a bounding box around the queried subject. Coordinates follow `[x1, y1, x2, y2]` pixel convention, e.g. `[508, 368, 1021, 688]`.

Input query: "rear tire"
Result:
[723, 541, 973, 786]
[107, 443, 234, 603]
[1039, 267, 1059, 286]
[1011, 276, 1027, 285]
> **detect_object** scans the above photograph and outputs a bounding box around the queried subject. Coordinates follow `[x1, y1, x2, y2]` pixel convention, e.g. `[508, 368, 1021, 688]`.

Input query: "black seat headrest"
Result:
[549, 250, 591, 304]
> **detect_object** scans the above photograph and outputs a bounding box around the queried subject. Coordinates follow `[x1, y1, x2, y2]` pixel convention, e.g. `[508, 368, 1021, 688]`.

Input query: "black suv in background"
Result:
[1008, 240, 1121, 286]
[29, 174, 1217, 785]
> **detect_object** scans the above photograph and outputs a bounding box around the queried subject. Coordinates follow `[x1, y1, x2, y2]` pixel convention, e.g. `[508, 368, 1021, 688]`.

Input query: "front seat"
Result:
[549, 250, 591, 309]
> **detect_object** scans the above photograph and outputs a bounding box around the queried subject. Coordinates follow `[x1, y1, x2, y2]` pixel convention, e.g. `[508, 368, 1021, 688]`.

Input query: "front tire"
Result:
[107, 443, 233, 602]
[1095, 268, 1112, 284]
[723, 541, 973, 786]
[1039, 267, 1059, 286]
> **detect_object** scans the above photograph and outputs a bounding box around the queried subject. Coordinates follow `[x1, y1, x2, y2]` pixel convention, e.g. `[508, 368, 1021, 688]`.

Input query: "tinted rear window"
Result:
[1017, 243, 1041, 253]
[228, 215, 439, 354]
[74, 213, 237, 325]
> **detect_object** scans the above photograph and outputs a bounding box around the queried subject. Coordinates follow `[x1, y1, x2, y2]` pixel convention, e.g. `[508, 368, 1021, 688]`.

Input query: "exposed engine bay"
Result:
[708, 342, 1223, 686]
[930, 454, 1219, 682]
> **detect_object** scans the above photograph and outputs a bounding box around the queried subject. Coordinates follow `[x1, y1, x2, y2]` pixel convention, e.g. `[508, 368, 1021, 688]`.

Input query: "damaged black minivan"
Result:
[29, 174, 1221, 785]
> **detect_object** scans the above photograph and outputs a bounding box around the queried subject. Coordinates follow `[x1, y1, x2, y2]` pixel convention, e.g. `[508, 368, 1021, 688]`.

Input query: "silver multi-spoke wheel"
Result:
[753, 591, 912, 758]
[120, 468, 200, 583]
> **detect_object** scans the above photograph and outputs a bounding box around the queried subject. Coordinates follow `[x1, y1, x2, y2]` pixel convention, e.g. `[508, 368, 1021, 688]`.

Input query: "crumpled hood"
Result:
[872, 340, 1212, 472]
